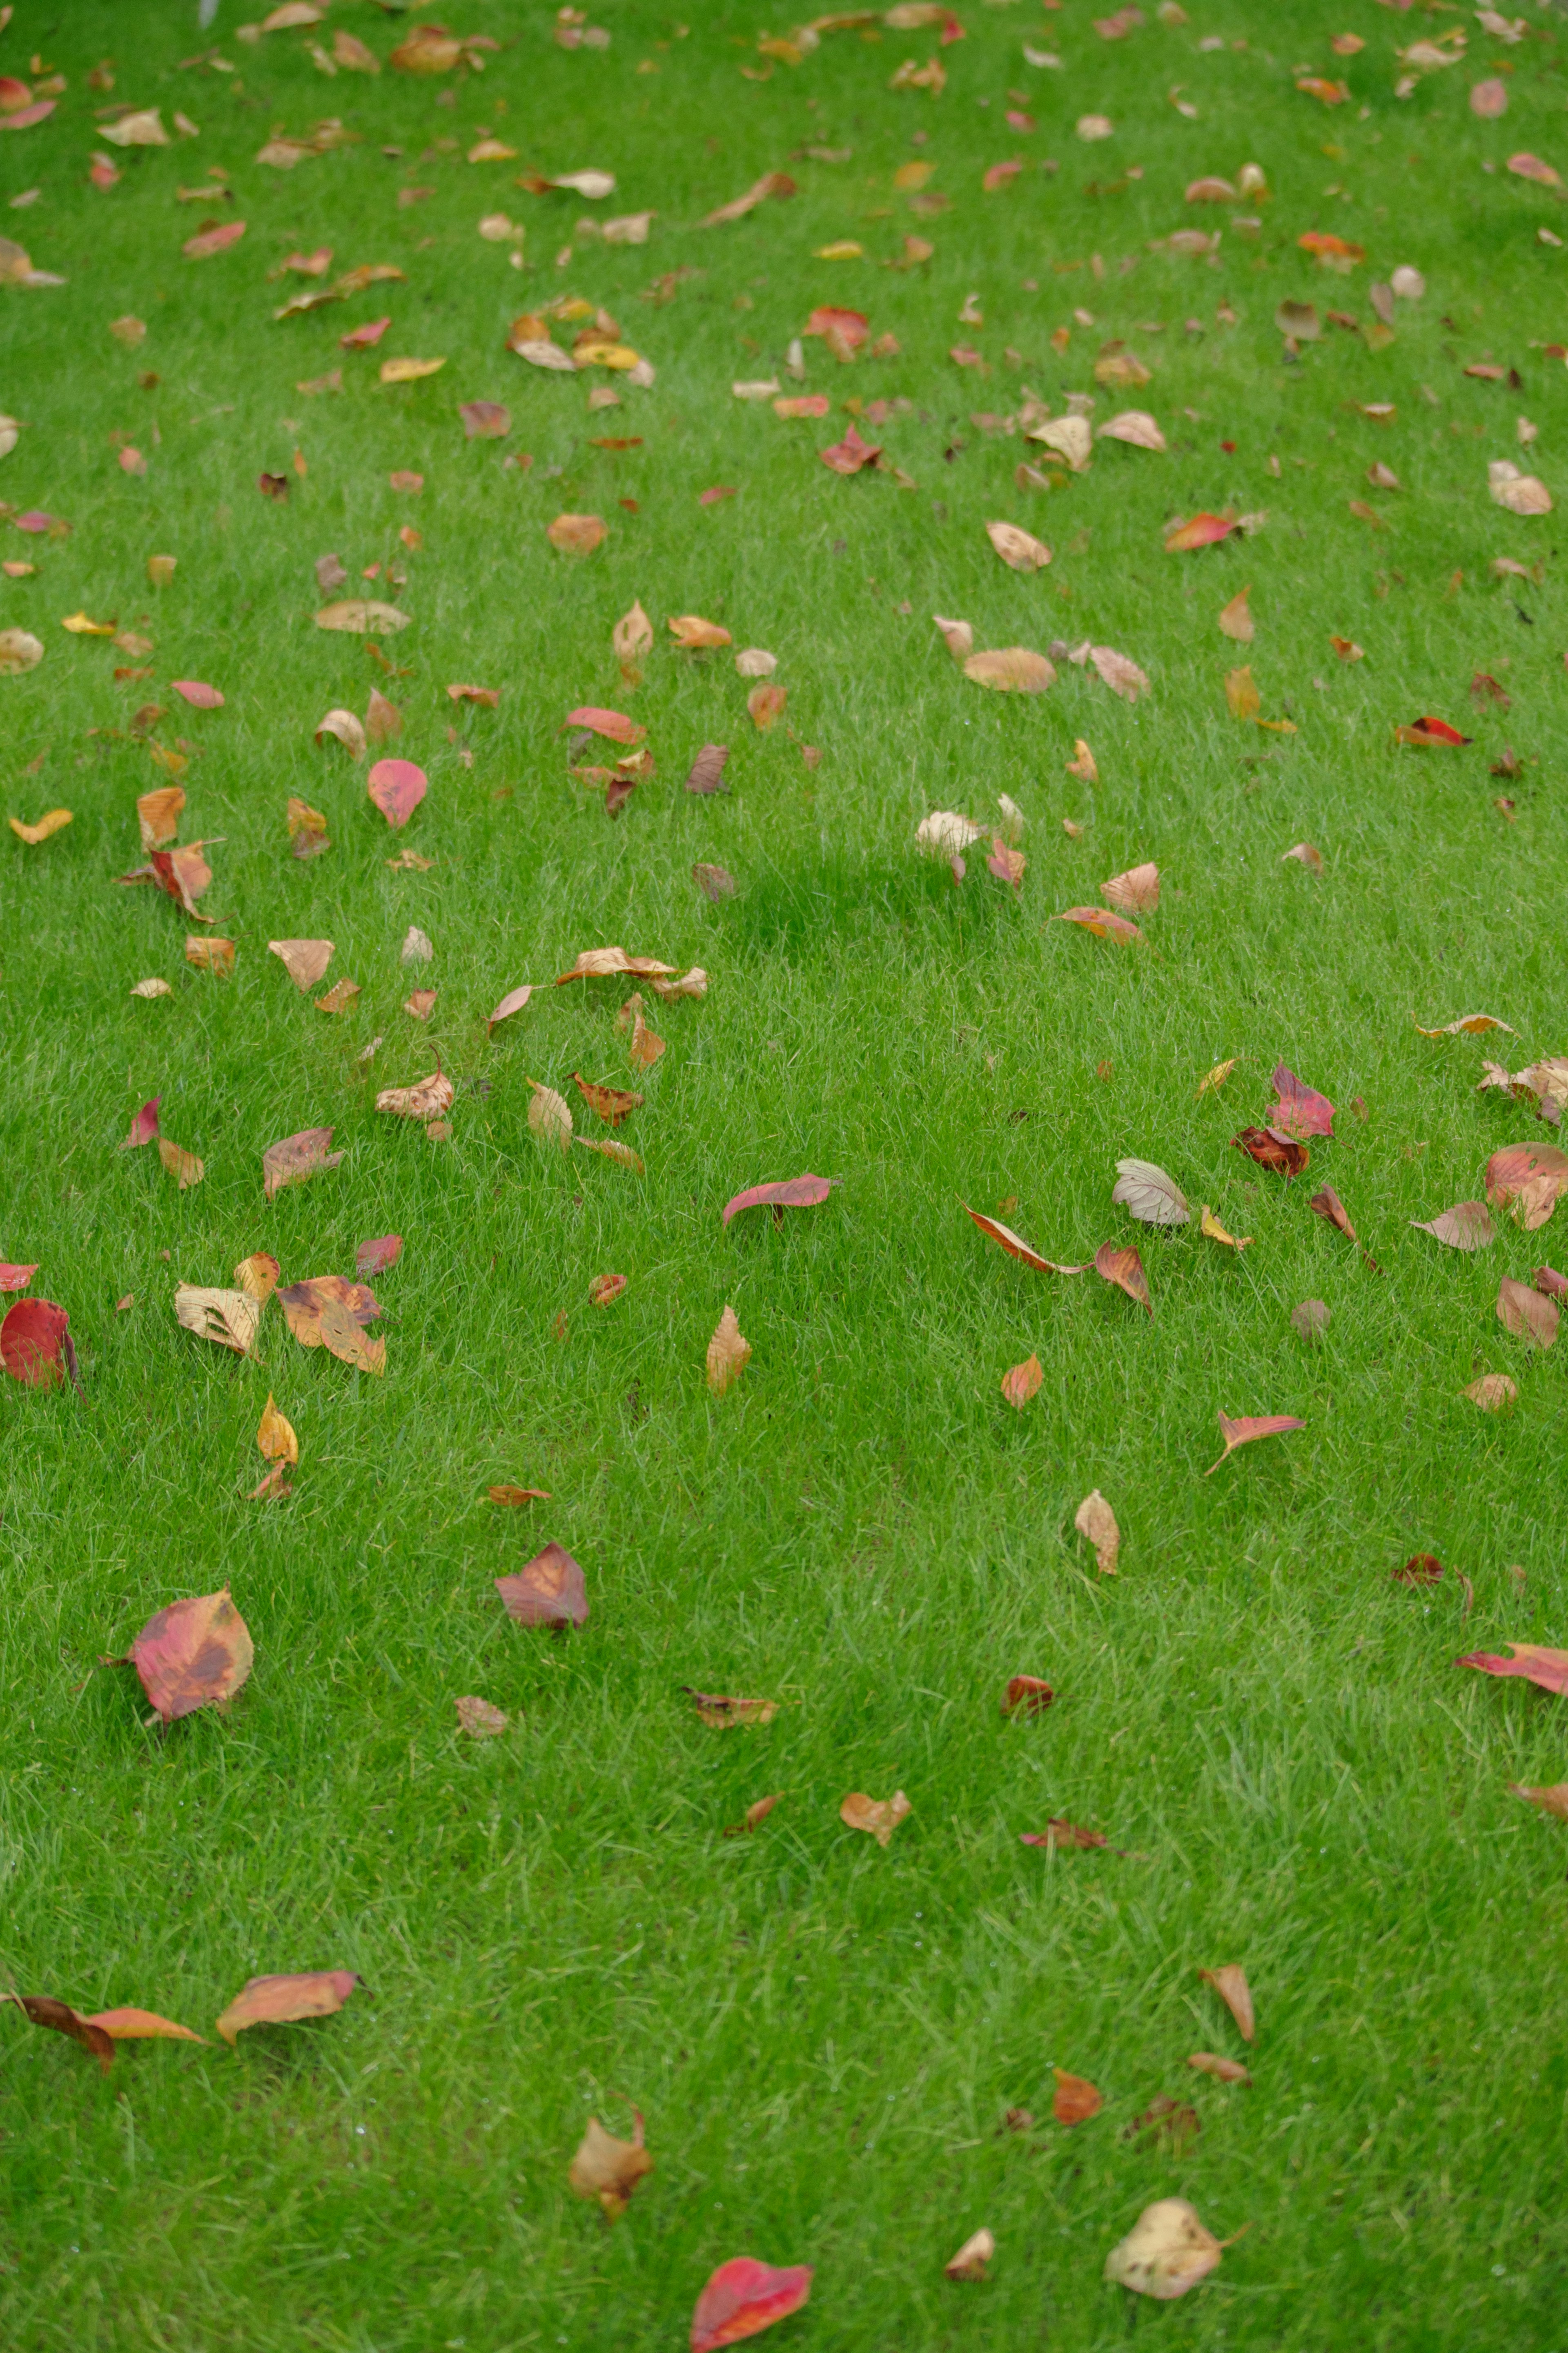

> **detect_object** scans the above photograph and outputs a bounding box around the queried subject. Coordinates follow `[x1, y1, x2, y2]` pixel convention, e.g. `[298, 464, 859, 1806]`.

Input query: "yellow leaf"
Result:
[378, 356, 446, 384]
[9, 808, 71, 845]
[1224, 665, 1261, 720]
[1200, 1204, 1252, 1251]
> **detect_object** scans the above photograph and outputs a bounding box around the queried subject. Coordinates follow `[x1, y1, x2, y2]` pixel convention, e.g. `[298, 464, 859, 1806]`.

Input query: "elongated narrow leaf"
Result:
[1204, 1412, 1304, 1476]
[1459, 1644, 1568, 1696]
[722, 1174, 837, 1226]
[964, 1205, 1090, 1275]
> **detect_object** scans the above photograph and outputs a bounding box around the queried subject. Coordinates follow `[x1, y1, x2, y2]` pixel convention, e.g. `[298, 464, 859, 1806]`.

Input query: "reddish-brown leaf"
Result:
[964, 1204, 1091, 1275]
[1233, 1126, 1310, 1175]
[1309, 1184, 1357, 1242]
[1268, 1064, 1335, 1138]
[1396, 716, 1471, 748]
[723, 1173, 838, 1226]
[572, 1072, 644, 1128]
[820, 423, 882, 475]
[1020, 1820, 1107, 1851]
[1001, 1353, 1043, 1408]
[1486, 1143, 1568, 1227]
[262, 1126, 343, 1202]
[1205, 1413, 1305, 1475]
[1459, 1644, 1568, 1696]
[1497, 1277, 1559, 1347]
[690, 2259, 813, 2353]
[589, 1272, 627, 1307]
[1053, 2069, 1103, 2125]
[1095, 1240, 1151, 1316]
[496, 1542, 589, 1628]
[120, 1096, 161, 1149]
[488, 1485, 551, 1505]
[1392, 1553, 1444, 1587]
[129, 1587, 253, 1724]
[681, 1688, 779, 1728]
[1001, 1675, 1054, 1716]
[4, 1995, 115, 2074]
[214, 1970, 361, 2046]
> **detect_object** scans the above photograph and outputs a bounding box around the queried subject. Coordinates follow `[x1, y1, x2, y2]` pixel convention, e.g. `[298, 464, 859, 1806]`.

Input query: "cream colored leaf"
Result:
[527, 1080, 573, 1150]
[964, 647, 1056, 693]
[986, 519, 1051, 572]
[1112, 1158, 1189, 1226]
[1097, 409, 1166, 452]
[1104, 2199, 1225, 2301]
[174, 1285, 259, 1356]
[944, 2228, 994, 2283]
[1102, 861, 1159, 912]
[1027, 414, 1093, 471]
[706, 1303, 751, 1395]
[268, 937, 334, 990]
[314, 600, 410, 634]
[1074, 1489, 1119, 1575]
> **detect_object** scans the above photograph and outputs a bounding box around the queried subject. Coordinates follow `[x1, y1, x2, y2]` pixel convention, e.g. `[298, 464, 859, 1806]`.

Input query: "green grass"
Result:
[1, 1, 1567, 2346]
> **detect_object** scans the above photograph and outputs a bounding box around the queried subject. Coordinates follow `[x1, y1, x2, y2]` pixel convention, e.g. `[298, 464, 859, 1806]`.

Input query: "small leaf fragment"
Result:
[1074, 1489, 1120, 1575]
[1205, 1413, 1304, 1476]
[840, 1790, 911, 1847]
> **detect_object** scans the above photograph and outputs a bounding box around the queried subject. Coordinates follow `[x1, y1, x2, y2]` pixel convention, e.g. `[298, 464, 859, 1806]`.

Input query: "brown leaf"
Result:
[1001, 1675, 1054, 1716]
[1291, 1298, 1331, 1341]
[4, 1996, 116, 2074]
[987, 519, 1051, 572]
[693, 861, 738, 902]
[707, 1303, 751, 1394]
[214, 1971, 361, 2046]
[840, 1789, 911, 1847]
[1074, 1488, 1120, 1573]
[618, 993, 666, 1068]
[156, 1137, 204, 1190]
[1188, 2052, 1251, 2085]
[1095, 1239, 1150, 1315]
[1509, 1782, 1568, 1821]
[376, 1069, 454, 1121]
[569, 2112, 655, 2220]
[488, 984, 532, 1033]
[944, 2228, 994, 2283]
[496, 1541, 589, 1628]
[1020, 1820, 1108, 1851]
[1205, 1413, 1305, 1476]
[682, 1688, 779, 1729]
[1125, 2096, 1200, 2155]
[1224, 664, 1261, 720]
[1053, 2069, 1103, 2126]
[129, 1587, 253, 1725]
[1392, 1553, 1444, 1588]
[1198, 1963, 1255, 2042]
[1486, 1142, 1568, 1228]
[365, 685, 401, 747]
[1233, 1126, 1310, 1175]
[488, 1485, 551, 1505]
[1412, 1201, 1494, 1250]
[455, 1695, 508, 1737]
[262, 1126, 343, 1201]
[1112, 1159, 1189, 1224]
[964, 1205, 1091, 1276]
[546, 511, 607, 556]
[685, 743, 730, 795]
[964, 646, 1055, 693]
[1217, 585, 1254, 642]
[1001, 1353, 1043, 1409]
[1463, 1372, 1517, 1411]
[1497, 1276, 1559, 1347]
[1104, 2198, 1226, 2302]
[1302, 1186, 1356, 1247]
[1056, 905, 1143, 944]
[1101, 861, 1159, 912]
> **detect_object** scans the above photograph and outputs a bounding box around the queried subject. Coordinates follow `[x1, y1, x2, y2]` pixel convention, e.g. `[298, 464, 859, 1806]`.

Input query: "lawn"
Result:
[1, 0, 1566, 2346]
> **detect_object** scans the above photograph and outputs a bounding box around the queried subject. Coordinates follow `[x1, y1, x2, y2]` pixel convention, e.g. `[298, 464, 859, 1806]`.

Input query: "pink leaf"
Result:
[171, 680, 224, 709]
[722, 1174, 839, 1226]
[1459, 1644, 1568, 1697]
[0, 1262, 38, 1293]
[355, 1235, 403, 1277]
[367, 758, 427, 827]
[562, 707, 646, 745]
[1205, 1412, 1305, 1476]
[120, 1097, 161, 1150]
[1267, 1064, 1335, 1138]
[690, 2259, 814, 2352]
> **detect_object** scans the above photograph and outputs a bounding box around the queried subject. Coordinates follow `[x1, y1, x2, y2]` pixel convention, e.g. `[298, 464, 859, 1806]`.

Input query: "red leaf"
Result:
[563, 706, 646, 745]
[1458, 1644, 1568, 1697]
[1002, 1675, 1054, 1715]
[0, 1297, 70, 1389]
[819, 424, 882, 475]
[983, 158, 1024, 191]
[803, 306, 867, 348]
[722, 1174, 839, 1226]
[1164, 511, 1241, 552]
[1094, 1239, 1152, 1316]
[964, 1204, 1091, 1275]
[1396, 716, 1472, 747]
[367, 758, 427, 827]
[1233, 1126, 1310, 1175]
[1268, 1064, 1335, 1138]
[0, 1262, 37, 1293]
[355, 1235, 403, 1276]
[690, 2258, 813, 2352]
[171, 680, 224, 709]
[120, 1096, 161, 1150]
[1205, 1412, 1305, 1476]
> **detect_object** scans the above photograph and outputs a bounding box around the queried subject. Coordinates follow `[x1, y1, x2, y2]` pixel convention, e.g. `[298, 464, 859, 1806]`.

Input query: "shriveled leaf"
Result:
[130, 1587, 252, 1724]
[722, 1174, 837, 1226]
[376, 1069, 454, 1121]
[1074, 1489, 1120, 1575]
[9, 807, 71, 845]
[496, 1541, 589, 1628]
[1188, 2052, 1251, 2085]
[1001, 1354, 1043, 1409]
[707, 1303, 752, 1395]
[569, 2113, 654, 2220]
[1205, 1412, 1304, 1476]
[944, 2228, 994, 2283]
[1459, 1644, 1568, 1696]
[690, 2260, 813, 2353]
[577, 1137, 646, 1173]
[682, 1689, 778, 1729]
[1199, 1963, 1255, 2042]
[263, 1127, 343, 1201]
[1310, 1184, 1357, 1243]
[694, 861, 739, 902]
[1020, 1820, 1108, 1851]
[557, 946, 678, 985]
[964, 1206, 1090, 1276]
[1102, 861, 1159, 912]
[1200, 1205, 1252, 1251]
[1111, 1158, 1189, 1226]
[174, 1285, 260, 1356]
[1196, 1059, 1236, 1100]
[1095, 1240, 1151, 1316]
[1001, 1675, 1054, 1716]
[215, 1971, 360, 2046]
[840, 1790, 911, 1847]
[1233, 1126, 1310, 1175]
[1412, 1202, 1494, 1250]
[4, 1996, 115, 2074]
[1497, 1276, 1558, 1347]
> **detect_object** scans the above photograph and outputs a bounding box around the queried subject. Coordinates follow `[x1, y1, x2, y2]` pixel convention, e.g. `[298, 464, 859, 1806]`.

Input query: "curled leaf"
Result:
[723, 1173, 837, 1226]
[1205, 1413, 1304, 1476]
[1198, 1963, 1255, 2042]
[964, 1205, 1090, 1276]
[215, 1971, 360, 2046]
[569, 2112, 654, 2221]
[840, 1790, 911, 1847]
[496, 1541, 589, 1628]
[1111, 1158, 1189, 1227]
[1057, 905, 1143, 944]
[1459, 1644, 1568, 1696]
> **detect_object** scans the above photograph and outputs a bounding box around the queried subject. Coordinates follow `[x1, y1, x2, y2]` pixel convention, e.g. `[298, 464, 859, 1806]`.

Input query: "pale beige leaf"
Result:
[706, 1303, 751, 1395]
[1464, 1373, 1517, 1411]
[527, 1081, 574, 1150]
[1102, 861, 1159, 912]
[986, 519, 1051, 572]
[455, 1695, 508, 1737]
[314, 600, 411, 634]
[1112, 1158, 1189, 1226]
[1097, 409, 1166, 452]
[1104, 2199, 1224, 2302]
[963, 647, 1055, 694]
[1217, 586, 1254, 643]
[933, 612, 974, 660]
[1411, 1202, 1495, 1251]
[1089, 645, 1150, 702]
[268, 937, 334, 991]
[944, 2228, 994, 2283]
[612, 598, 653, 662]
[174, 1285, 260, 1356]
[1074, 1489, 1119, 1574]
[1027, 414, 1093, 471]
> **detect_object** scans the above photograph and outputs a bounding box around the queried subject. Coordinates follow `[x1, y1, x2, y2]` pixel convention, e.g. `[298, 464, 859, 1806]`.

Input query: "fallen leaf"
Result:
[693, 861, 738, 902]
[315, 978, 359, 1014]
[685, 744, 731, 796]
[1001, 1675, 1054, 1716]
[707, 1304, 751, 1395]
[0, 627, 44, 674]
[268, 937, 334, 991]
[1075, 1489, 1120, 1574]
[488, 1485, 550, 1506]
[747, 683, 787, 730]
[1396, 716, 1472, 749]
[1412, 1202, 1494, 1250]
[262, 1128, 343, 1202]
[0, 1296, 74, 1390]
[1200, 1205, 1252, 1251]
[174, 1286, 260, 1356]
[963, 1206, 1091, 1277]
[528, 1081, 574, 1150]
[1225, 665, 1261, 720]
[1498, 1277, 1559, 1346]
[840, 1790, 911, 1847]
[1291, 1299, 1331, 1341]
[234, 1254, 280, 1305]
[128, 1587, 252, 1725]
[256, 1394, 298, 1470]
[496, 1541, 589, 1628]
[1198, 1964, 1255, 2042]
[83, 2006, 205, 2045]
[1001, 1354, 1042, 1409]
[0, 1262, 38, 1293]
[944, 2227, 994, 2282]
[1233, 1126, 1310, 1175]
[183, 219, 247, 260]
[1088, 646, 1152, 702]
[1458, 1644, 1568, 1696]
[1056, 906, 1143, 944]
[1486, 1143, 1568, 1228]
[569, 2112, 655, 2220]
[8, 807, 71, 845]
[722, 1174, 837, 1226]
[155, 1136, 203, 1191]
[1218, 585, 1254, 642]
[986, 519, 1051, 572]
[1205, 1413, 1304, 1476]
[1020, 1820, 1109, 1851]
[1102, 861, 1159, 912]
[1188, 2052, 1251, 2085]
[1165, 511, 1241, 553]
[488, 984, 532, 1033]
[963, 647, 1055, 693]
[315, 600, 410, 634]
[1509, 1783, 1568, 1820]
[2, 1997, 114, 2074]
[367, 757, 426, 827]
[1269, 1065, 1335, 1140]
[1047, 2069, 1103, 2126]
[1464, 1372, 1517, 1411]
[1095, 1240, 1151, 1316]
[690, 2260, 813, 2353]
[548, 512, 606, 555]
[1099, 409, 1166, 453]
[214, 1971, 360, 2046]
[1112, 1158, 1189, 1226]
[565, 705, 646, 746]
[1392, 1553, 1444, 1589]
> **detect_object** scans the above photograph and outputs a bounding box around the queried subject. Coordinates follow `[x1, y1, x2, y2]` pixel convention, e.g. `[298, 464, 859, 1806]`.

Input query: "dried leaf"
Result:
[8, 807, 71, 845]
[1486, 1143, 1568, 1228]
[1125, 2096, 1200, 2154]
[1052, 2070, 1102, 2126]
[1111, 1158, 1189, 1226]
[488, 984, 532, 1033]
[963, 647, 1055, 693]
[986, 519, 1051, 572]
[376, 1069, 454, 1121]
[547, 512, 606, 555]
[1459, 1644, 1568, 1696]
[1196, 1059, 1236, 1100]
[1225, 665, 1261, 720]
[315, 978, 360, 1014]
[315, 600, 410, 634]
[3, 1997, 115, 2074]
[747, 682, 787, 730]
[840, 1790, 911, 1847]
[234, 1254, 280, 1304]
[1057, 905, 1143, 945]
[1509, 1782, 1568, 1820]
[496, 1541, 589, 1628]
[1089, 645, 1152, 702]
[1269, 1064, 1335, 1138]
[569, 2113, 654, 2220]
[367, 757, 426, 827]
[1165, 511, 1241, 552]
[1095, 1240, 1151, 1316]
[1205, 1413, 1304, 1476]
[1001, 1354, 1043, 1409]
[174, 1285, 260, 1356]
[1412, 1202, 1494, 1250]
[1102, 861, 1159, 912]
[618, 994, 665, 1068]
[1497, 1277, 1559, 1347]
[1020, 1819, 1108, 1851]
[1217, 585, 1254, 642]
[156, 1138, 203, 1189]
[268, 937, 334, 991]
[722, 1174, 836, 1226]
[214, 1971, 360, 2046]
[1464, 1372, 1517, 1412]
[707, 1304, 752, 1395]
[256, 1394, 298, 1469]
[690, 2261, 813, 2353]
[1075, 1489, 1120, 1574]
[1198, 1204, 1251, 1252]
[1104, 2200, 1226, 2302]
[136, 784, 185, 850]
[685, 743, 730, 795]
[1199, 1963, 1255, 2042]
[1001, 1675, 1053, 1716]
[455, 1695, 508, 1737]
[1233, 1126, 1310, 1175]
[693, 861, 738, 902]
[1291, 1299, 1331, 1341]
[129, 1587, 252, 1724]
[963, 1206, 1090, 1277]
[262, 1127, 343, 1201]
[528, 1081, 574, 1150]
[1309, 1184, 1358, 1243]
[1188, 2052, 1251, 2085]
[488, 1485, 550, 1506]
[944, 2228, 994, 2283]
